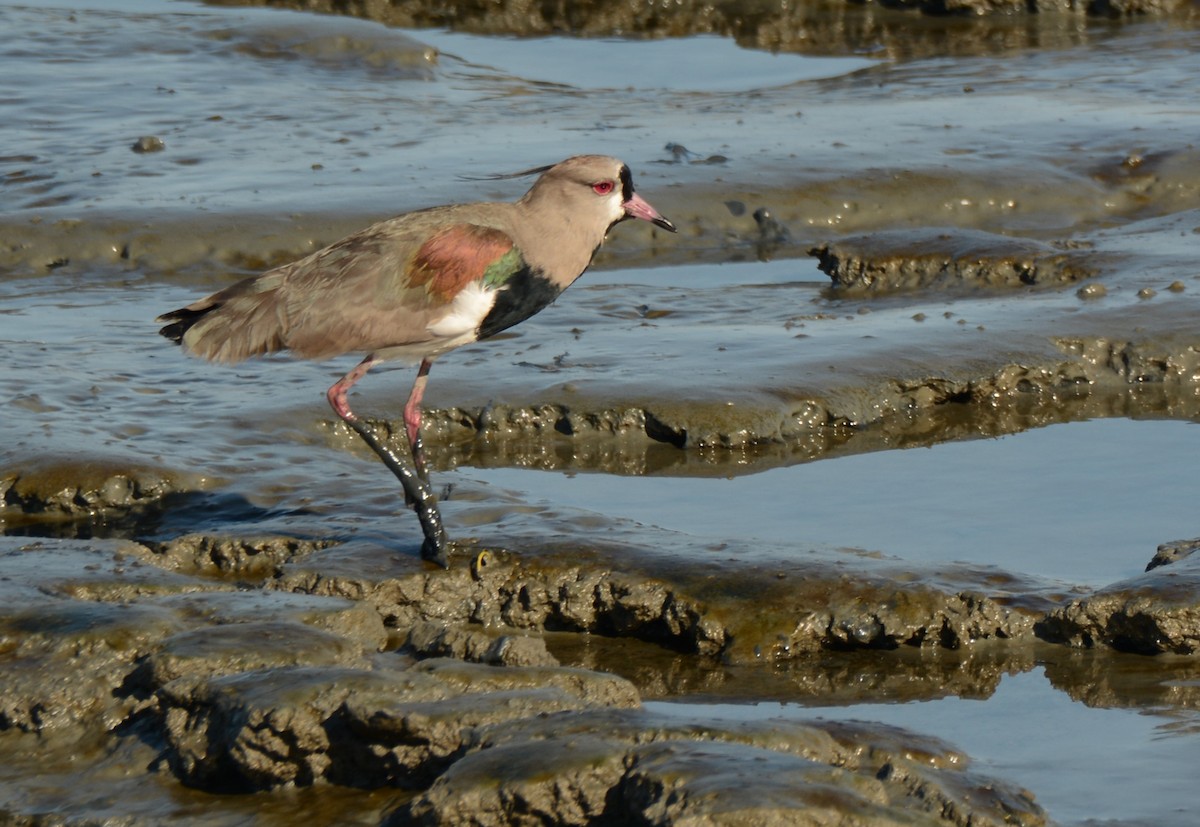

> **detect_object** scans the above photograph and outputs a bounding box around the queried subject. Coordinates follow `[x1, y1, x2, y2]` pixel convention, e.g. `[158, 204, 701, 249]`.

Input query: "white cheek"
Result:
[608, 193, 625, 224]
[427, 281, 499, 339]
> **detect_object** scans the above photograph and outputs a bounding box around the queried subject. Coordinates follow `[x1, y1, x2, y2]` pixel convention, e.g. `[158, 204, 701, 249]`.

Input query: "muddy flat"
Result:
[3, 0, 1200, 824]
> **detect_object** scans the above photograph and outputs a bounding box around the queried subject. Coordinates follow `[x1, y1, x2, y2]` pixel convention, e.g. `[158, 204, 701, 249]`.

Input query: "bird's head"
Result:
[521, 155, 677, 235]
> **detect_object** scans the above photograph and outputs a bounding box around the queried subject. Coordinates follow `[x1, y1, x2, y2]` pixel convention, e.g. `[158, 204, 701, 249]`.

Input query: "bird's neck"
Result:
[510, 202, 606, 289]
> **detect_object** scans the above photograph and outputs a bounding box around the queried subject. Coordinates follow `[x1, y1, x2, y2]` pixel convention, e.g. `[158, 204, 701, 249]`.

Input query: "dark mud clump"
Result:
[1038, 546, 1200, 654]
[0, 457, 206, 525]
[142, 532, 337, 581]
[398, 708, 1046, 827]
[277, 539, 1052, 663]
[809, 228, 1097, 294]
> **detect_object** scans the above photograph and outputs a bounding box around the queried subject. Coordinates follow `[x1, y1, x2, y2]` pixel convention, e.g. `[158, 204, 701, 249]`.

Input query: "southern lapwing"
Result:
[158, 155, 676, 567]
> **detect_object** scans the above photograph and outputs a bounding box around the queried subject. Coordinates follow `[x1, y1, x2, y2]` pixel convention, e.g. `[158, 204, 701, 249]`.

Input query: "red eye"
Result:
[592, 180, 615, 195]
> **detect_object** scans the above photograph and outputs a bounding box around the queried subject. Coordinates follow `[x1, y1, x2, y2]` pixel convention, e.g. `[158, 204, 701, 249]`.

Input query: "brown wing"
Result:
[159, 206, 519, 363]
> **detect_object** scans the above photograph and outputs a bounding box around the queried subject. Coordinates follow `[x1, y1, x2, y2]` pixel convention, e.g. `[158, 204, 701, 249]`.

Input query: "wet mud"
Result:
[2, 527, 1196, 824]
[5, 0, 1200, 824]
[220, 0, 1200, 54]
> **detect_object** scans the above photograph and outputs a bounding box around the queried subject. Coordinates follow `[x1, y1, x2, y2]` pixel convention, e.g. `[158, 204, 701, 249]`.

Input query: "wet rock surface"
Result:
[808, 228, 1096, 294]
[1039, 547, 1200, 654]
[399, 708, 1045, 827]
[0, 533, 1073, 825]
[0, 457, 207, 530]
[2, 523, 1198, 824]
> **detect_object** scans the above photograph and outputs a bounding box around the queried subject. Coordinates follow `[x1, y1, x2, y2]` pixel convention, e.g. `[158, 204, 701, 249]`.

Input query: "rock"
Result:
[156, 659, 639, 791]
[138, 533, 334, 580]
[809, 228, 1094, 294]
[1037, 551, 1200, 653]
[399, 707, 1047, 826]
[280, 541, 1047, 665]
[1145, 537, 1200, 571]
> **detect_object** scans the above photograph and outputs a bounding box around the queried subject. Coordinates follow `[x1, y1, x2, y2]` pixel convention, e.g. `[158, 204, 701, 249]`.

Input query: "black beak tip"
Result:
[654, 216, 678, 233]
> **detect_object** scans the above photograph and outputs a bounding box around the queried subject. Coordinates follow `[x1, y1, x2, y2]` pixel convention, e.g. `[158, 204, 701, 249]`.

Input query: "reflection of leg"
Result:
[344, 417, 448, 569]
[327, 356, 449, 568]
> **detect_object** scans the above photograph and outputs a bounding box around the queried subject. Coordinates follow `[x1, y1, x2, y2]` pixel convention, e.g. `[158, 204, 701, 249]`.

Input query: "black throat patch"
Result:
[477, 265, 564, 341]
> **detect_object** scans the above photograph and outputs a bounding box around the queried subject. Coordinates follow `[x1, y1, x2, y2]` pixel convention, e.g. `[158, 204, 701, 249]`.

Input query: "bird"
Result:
[157, 154, 676, 568]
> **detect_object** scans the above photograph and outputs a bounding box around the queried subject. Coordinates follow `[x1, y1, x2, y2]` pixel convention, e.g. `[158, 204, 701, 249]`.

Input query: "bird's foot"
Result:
[421, 535, 449, 569]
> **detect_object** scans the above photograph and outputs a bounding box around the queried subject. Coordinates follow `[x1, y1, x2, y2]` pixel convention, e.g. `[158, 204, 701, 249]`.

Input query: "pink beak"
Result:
[624, 192, 677, 233]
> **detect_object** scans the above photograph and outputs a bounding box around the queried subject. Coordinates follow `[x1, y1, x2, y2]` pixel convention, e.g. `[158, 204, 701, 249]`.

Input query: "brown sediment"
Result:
[4, 7, 1200, 824]
[809, 228, 1097, 294]
[0, 457, 203, 516]
[9, 146, 1200, 277]
[0, 457, 213, 537]
[2, 525, 1195, 823]
[319, 332, 1200, 477]
[0, 533, 1050, 823]
[1038, 551, 1200, 654]
[399, 707, 1046, 827]
[207, 0, 1200, 52]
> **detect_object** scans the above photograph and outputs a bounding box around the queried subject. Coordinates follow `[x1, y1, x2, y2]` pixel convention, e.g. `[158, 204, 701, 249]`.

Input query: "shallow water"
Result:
[475, 417, 1200, 589]
[649, 664, 1200, 827]
[4, 0, 1200, 823]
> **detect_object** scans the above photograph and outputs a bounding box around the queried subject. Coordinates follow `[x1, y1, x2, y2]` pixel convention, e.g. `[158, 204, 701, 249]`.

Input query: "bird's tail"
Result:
[156, 275, 288, 363]
[157, 306, 209, 345]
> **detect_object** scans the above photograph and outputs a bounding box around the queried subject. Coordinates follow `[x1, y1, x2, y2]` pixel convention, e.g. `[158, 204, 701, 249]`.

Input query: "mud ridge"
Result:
[321, 335, 1200, 475]
[226, 0, 1199, 51]
[809, 227, 1097, 294]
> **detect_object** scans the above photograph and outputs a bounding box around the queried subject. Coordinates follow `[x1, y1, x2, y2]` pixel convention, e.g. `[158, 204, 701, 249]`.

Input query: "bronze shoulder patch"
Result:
[408, 224, 516, 303]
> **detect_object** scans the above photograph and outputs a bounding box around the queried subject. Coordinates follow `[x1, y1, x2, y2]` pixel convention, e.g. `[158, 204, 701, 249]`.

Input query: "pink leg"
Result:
[327, 355, 379, 421]
[403, 358, 433, 449]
